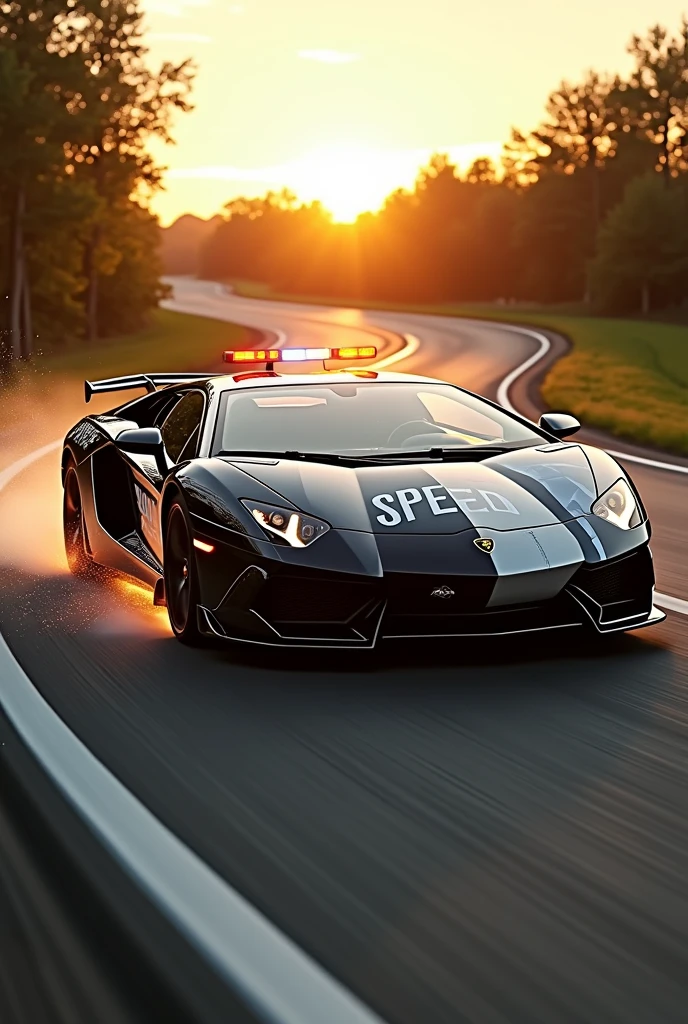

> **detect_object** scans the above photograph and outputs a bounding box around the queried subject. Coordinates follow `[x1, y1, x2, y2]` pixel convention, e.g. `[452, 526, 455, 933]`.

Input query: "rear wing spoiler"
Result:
[84, 372, 219, 404]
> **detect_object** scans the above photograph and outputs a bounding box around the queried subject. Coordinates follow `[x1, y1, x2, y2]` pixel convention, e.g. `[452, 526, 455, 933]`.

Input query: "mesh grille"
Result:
[570, 547, 654, 606]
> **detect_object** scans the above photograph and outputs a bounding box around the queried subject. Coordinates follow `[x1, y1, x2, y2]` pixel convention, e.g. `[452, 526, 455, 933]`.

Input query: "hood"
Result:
[221, 443, 604, 535]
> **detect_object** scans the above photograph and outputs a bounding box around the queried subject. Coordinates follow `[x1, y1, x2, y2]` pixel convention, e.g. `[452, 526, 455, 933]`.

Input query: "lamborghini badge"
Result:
[474, 538, 495, 553]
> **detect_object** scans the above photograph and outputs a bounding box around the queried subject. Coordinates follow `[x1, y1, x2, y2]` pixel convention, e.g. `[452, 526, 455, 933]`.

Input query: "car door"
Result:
[133, 390, 206, 561]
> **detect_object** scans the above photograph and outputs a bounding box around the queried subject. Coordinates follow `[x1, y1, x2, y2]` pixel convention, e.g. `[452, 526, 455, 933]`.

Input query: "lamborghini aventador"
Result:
[61, 347, 665, 646]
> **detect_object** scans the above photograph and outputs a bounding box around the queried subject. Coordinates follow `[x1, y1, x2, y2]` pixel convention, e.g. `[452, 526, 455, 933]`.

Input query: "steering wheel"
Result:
[386, 420, 445, 446]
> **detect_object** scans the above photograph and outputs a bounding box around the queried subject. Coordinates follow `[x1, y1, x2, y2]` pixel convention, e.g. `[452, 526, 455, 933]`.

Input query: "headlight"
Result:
[241, 500, 330, 548]
[591, 479, 641, 530]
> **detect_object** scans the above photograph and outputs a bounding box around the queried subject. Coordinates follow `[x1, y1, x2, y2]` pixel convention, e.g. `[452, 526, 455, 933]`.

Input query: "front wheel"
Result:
[164, 502, 204, 645]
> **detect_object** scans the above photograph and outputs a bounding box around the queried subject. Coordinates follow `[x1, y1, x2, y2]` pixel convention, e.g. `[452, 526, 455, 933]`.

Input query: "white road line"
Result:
[494, 324, 552, 415]
[0, 444, 385, 1024]
[604, 448, 688, 474]
[656, 593, 688, 615]
[370, 332, 420, 369]
[0, 440, 63, 489]
[271, 328, 288, 347]
[655, 593, 688, 616]
[490, 320, 688, 615]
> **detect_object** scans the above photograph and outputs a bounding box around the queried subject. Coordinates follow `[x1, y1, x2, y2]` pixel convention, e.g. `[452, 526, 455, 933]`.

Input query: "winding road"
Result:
[2, 278, 688, 1024]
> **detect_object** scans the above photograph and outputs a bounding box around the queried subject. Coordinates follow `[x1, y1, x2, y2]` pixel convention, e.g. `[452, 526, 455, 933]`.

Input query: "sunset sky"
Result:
[145, 0, 688, 225]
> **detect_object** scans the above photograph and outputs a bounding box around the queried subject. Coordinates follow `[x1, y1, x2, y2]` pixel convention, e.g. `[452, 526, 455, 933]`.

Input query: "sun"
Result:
[291, 142, 400, 222]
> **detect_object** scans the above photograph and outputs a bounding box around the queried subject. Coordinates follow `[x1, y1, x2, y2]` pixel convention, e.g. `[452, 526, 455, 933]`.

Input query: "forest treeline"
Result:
[200, 19, 688, 315]
[5, 13, 688, 366]
[0, 0, 193, 362]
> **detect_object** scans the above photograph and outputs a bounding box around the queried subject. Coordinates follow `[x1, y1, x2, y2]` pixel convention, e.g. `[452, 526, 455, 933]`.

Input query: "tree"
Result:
[512, 172, 592, 301]
[60, 0, 194, 341]
[407, 154, 472, 301]
[504, 72, 627, 301]
[467, 186, 520, 300]
[0, 0, 194, 363]
[0, 9, 88, 360]
[465, 157, 498, 185]
[508, 72, 621, 232]
[589, 174, 688, 312]
[617, 20, 688, 181]
[96, 201, 168, 336]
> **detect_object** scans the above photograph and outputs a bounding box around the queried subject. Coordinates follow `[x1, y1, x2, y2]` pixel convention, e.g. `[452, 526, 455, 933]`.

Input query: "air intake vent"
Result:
[567, 547, 654, 625]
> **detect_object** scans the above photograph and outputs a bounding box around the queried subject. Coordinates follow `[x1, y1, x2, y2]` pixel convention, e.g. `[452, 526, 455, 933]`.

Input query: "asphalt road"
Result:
[2, 279, 688, 1024]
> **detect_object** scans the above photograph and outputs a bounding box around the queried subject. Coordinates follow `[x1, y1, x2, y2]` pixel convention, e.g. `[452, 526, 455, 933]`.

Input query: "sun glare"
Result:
[285, 140, 504, 223]
[293, 143, 400, 223]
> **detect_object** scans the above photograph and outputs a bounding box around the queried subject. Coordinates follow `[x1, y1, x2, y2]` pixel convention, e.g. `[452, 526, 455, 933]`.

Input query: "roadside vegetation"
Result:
[531, 317, 688, 455]
[11, 309, 247, 386]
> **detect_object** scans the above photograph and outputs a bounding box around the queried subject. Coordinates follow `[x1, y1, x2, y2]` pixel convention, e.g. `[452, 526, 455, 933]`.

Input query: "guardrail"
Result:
[1, 701, 259, 1024]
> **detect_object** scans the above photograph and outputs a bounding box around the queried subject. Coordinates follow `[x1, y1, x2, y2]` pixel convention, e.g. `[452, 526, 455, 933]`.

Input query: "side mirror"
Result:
[538, 412, 581, 439]
[115, 427, 168, 475]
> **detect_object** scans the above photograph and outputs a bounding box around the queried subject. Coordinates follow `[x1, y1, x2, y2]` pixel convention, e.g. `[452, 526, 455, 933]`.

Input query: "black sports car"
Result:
[62, 350, 665, 647]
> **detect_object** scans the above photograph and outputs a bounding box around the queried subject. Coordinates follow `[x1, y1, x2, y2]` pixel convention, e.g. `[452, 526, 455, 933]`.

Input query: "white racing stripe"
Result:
[0, 445, 385, 1022]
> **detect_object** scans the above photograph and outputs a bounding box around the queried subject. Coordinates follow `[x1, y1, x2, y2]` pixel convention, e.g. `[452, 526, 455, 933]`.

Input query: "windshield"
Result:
[213, 382, 542, 457]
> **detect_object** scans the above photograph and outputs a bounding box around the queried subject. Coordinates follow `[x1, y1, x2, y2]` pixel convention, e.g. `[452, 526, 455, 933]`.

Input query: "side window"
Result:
[115, 390, 176, 427]
[161, 392, 205, 463]
[153, 392, 186, 428]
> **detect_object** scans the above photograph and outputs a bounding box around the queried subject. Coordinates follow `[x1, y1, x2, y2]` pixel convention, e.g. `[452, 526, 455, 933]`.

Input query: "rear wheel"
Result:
[164, 502, 204, 645]
[63, 464, 92, 577]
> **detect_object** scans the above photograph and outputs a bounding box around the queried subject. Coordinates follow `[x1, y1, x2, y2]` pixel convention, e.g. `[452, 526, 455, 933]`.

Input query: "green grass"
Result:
[232, 281, 688, 456]
[507, 314, 688, 455]
[36, 308, 247, 380]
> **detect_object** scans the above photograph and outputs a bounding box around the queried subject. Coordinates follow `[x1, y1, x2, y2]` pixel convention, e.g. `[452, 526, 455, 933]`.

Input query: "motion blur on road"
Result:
[2, 279, 688, 1023]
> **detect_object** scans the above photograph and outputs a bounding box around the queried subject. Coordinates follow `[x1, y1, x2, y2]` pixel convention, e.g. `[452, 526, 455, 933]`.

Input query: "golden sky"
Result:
[145, 0, 688, 225]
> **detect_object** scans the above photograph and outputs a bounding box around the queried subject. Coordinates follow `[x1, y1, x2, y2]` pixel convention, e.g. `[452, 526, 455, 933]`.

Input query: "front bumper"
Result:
[195, 535, 666, 648]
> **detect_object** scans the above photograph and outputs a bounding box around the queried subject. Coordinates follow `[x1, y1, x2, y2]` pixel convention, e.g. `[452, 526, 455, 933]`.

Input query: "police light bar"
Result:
[222, 346, 377, 363]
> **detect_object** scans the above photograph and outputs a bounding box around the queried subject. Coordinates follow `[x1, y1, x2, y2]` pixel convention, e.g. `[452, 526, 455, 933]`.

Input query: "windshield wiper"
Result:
[357, 446, 509, 462]
[217, 446, 514, 465]
[217, 449, 376, 465]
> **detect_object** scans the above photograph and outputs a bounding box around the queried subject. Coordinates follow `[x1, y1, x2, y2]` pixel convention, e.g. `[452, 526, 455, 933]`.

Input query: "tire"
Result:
[164, 502, 204, 645]
[63, 463, 93, 577]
